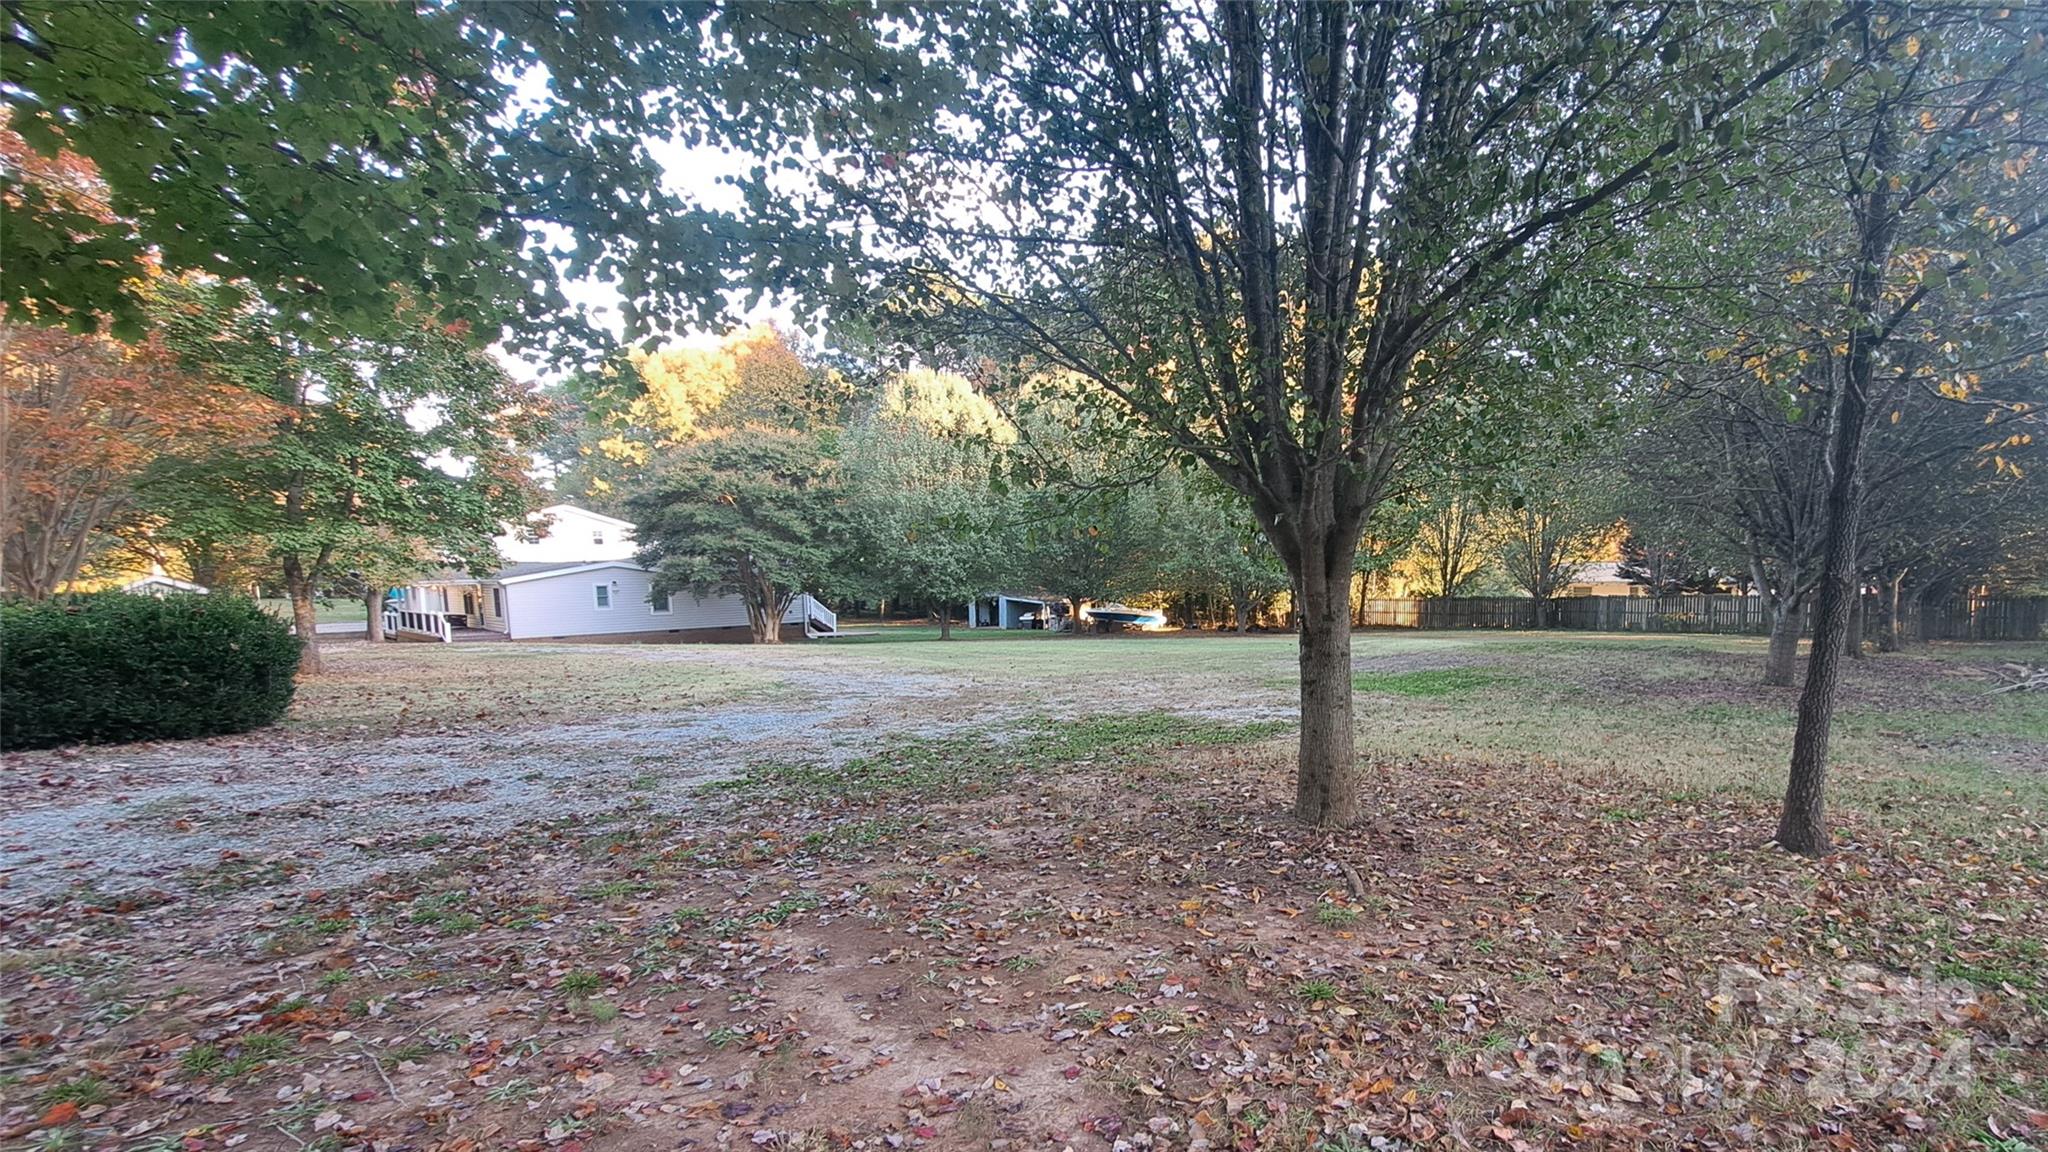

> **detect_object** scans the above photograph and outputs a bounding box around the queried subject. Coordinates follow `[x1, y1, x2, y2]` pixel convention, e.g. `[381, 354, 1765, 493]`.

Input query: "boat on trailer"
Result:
[1085, 603, 1168, 629]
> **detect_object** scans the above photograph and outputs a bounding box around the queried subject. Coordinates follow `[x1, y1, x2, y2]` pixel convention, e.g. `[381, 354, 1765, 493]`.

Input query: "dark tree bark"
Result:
[734, 559, 783, 644]
[364, 588, 385, 643]
[1764, 606, 1803, 687]
[1292, 534, 1358, 825]
[937, 605, 953, 640]
[282, 553, 323, 675]
[1779, 98, 1897, 858]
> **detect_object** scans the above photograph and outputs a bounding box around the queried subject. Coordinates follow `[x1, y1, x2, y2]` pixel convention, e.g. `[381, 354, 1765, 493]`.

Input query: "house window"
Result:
[593, 584, 612, 610]
[592, 529, 606, 546]
[492, 587, 504, 618]
[651, 589, 672, 614]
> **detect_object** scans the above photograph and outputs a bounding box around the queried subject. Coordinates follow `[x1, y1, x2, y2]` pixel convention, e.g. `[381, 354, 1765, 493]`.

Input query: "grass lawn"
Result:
[257, 595, 368, 626]
[2, 631, 2043, 1150]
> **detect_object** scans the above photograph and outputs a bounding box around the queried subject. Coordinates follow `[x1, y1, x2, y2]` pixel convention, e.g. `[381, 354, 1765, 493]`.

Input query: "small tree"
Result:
[1609, 8, 2048, 853]
[1612, 527, 1732, 596]
[1150, 470, 1287, 632]
[629, 427, 843, 644]
[142, 281, 550, 673]
[1001, 397, 1161, 631]
[1408, 497, 1494, 600]
[1495, 470, 1618, 626]
[0, 323, 274, 598]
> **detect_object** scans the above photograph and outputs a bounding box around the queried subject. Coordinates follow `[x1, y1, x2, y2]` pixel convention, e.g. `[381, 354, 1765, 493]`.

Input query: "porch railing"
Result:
[383, 608, 452, 643]
[799, 594, 838, 638]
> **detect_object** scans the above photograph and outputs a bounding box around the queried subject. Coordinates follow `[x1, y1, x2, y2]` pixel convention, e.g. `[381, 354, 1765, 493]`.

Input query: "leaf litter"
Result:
[1, 637, 2043, 1151]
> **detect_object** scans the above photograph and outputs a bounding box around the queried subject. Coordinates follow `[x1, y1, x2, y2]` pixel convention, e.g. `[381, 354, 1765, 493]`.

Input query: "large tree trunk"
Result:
[282, 555, 323, 675]
[937, 605, 953, 639]
[751, 595, 783, 643]
[1232, 592, 1252, 633]
[740, 561, 782, 643]
[1292, 540, 1358, 827]
[1763, 603, 1801, 686]
[364, 588, 385, 642]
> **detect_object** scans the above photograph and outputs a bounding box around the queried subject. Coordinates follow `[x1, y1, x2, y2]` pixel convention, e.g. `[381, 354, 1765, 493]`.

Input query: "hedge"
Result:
[1, 593, 301, 750]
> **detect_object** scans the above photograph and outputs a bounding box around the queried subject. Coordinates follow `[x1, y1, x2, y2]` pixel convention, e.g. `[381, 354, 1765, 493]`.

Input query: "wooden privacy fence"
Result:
[1909, 596, 2048, 641]
[1352, 594, 2048, 641]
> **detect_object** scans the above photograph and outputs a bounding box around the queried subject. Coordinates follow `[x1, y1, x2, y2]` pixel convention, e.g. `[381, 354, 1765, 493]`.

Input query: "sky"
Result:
[491, 65, 799, 387]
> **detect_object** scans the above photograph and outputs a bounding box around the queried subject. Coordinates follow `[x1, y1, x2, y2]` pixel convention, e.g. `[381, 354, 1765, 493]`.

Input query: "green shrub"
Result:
[1, 593, 300, 750]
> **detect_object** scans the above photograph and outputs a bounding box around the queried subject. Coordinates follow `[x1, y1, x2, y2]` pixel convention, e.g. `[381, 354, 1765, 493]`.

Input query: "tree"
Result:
[1626, 359, 1836, 683]
[1861, 443, 2048, 649]
[335, 529, 448, 644]
[1683, 8, 2048, 855]
[841, 370, 1010, 638]
[2, 3, 750, 350]
[0, 323, 273, 598]
[1612, 527, 1732, 596]
[1150, 470, 1289, 633]
[1408, 497, 1494, 600]
[1494, 467, 1619, 625]
[1599, 10, 2048, 853]
[646, 3, 1837, 823]
[629, 428, 844, 644]
[552, 327, 848, 508]
[142, 281, 549, 673]
[998, 396, 1164, 632]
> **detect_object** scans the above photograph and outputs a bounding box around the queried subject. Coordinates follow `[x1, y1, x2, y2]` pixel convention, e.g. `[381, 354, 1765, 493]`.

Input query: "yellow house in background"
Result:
[58, 562, 210, 597]
[1563, 561, 1647, 598]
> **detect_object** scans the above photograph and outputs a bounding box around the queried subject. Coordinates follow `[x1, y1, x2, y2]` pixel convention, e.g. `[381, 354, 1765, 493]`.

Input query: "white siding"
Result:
[477, 584, 511, 633]
[503, 565, 759, 639]
[496, 505, 639, 565]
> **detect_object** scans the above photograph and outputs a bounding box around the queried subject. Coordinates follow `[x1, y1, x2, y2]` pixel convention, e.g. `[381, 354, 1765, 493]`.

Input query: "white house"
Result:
[120, 573, 209, 597]
[500, 505, 639, 565]
[385, 504, 836, 643]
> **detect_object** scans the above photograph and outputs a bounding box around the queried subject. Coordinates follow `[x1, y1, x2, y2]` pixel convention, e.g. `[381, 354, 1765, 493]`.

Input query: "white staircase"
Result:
[799, 594, 838, 639]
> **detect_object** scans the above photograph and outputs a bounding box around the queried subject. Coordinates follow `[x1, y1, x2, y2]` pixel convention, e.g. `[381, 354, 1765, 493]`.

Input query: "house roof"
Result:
[1570, 562, 1637, 586]
[494, 560, 648, 586]
[122, 575, 209, 594]
[405, 558, 647, 587]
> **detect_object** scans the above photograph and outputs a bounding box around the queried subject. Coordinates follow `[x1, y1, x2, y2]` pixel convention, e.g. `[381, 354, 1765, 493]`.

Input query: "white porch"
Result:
[385, 579, 509, 643]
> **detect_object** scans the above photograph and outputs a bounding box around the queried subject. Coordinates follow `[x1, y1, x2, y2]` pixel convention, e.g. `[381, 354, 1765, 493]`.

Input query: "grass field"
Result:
[2, 630, 2043, 1149]
[256, 596, 366, 626]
